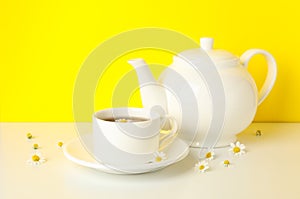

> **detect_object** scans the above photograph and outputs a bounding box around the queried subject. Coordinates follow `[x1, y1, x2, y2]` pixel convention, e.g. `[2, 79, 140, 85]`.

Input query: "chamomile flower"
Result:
[229, 141, 246, 156]
[27, 151, 46, 166]
[26, 133, 33, 140]
[151, 151, 167, 163]
[33, 143, 39, 150]
[115, 118, 128, 123]
[204, 150, 215, 160]
[256, 130, 262, 136]
[195, 161, 209, 173]
[222, 159, 231, 167]
[57, 141, 64, 148]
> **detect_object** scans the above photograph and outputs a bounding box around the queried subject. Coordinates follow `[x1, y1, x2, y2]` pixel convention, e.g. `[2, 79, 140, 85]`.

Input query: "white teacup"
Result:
[93, 107, 178, 154]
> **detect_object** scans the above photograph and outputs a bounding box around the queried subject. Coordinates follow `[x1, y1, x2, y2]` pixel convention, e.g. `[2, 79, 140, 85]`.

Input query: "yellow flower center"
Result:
[27, 133, 33, 139]
[223, 160, 230, 165]
[205, 152, 212, 159]
[233, 146, 240, 153]
[199, 165, 205, 170]
[155, 156, 162, 162]
[58, 142, 63, 147]
[117, 119, 128, 123]
[33, 144, 39, 149]
[32, 155, 40, 162]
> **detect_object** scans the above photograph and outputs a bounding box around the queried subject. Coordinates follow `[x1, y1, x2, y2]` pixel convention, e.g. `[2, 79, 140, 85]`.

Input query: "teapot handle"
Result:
[240, 49, 277, 105]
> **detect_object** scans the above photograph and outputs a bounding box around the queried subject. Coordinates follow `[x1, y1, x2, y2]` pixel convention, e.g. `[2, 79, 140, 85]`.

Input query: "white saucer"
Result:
[63, 136, 125, 174]
[63, 134, 189, 174]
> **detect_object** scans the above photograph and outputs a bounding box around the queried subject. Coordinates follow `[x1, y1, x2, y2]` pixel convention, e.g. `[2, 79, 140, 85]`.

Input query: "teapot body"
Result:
[160, 57, 258, 147]
[129, 37, 277, 148]
[215, 62, 258, 145]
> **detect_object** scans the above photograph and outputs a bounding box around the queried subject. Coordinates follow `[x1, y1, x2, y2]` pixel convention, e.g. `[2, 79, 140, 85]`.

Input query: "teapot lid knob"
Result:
[200, 37, 214, 51]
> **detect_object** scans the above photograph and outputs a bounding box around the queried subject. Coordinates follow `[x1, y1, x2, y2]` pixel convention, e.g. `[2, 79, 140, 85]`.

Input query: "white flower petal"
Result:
[149, 151, 167, 163]
[195, 160, 209, 173]
[204, 151, 215, 160]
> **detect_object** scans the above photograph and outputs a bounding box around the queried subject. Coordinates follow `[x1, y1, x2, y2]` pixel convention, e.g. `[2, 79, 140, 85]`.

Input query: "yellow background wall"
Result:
[1, 0, 299, 122]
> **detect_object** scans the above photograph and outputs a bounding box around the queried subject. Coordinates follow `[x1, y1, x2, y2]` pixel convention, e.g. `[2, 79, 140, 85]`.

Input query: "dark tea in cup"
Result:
[103, 117, 149, 123]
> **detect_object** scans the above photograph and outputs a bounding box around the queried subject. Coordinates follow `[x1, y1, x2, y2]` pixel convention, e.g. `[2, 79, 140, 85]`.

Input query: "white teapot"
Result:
[128, 38, 277, 147]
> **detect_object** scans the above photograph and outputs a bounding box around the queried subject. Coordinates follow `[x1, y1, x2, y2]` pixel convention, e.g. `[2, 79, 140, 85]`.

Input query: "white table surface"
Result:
[1, 122, 300, 199]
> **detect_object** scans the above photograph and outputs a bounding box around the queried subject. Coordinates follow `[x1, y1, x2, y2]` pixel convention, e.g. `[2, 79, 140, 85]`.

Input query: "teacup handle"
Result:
[159, 116, 178, 150]
[240, 49, 277, 105]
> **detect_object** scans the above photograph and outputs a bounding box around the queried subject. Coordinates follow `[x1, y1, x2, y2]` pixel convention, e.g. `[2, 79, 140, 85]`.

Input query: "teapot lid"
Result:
[200, 38, 239, 65]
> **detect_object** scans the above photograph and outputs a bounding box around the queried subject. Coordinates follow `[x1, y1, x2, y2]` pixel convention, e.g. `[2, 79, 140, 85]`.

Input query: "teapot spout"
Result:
[128, 58, 168, 116]
[128, 58, 157, 85]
